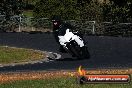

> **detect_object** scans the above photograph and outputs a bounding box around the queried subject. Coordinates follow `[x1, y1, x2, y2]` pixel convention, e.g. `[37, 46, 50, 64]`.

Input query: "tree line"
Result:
[33, 0, 132, 23]
[1, 0, 132, 23]
[0, 0, 34, 18]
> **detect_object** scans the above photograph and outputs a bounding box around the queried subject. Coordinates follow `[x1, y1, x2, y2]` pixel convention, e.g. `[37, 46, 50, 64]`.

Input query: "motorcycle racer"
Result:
[52, 15, 88, 57]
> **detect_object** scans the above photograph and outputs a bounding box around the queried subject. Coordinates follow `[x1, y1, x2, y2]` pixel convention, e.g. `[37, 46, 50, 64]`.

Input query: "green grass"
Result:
[0, 46, 45, 64]
[0, 77, 131, 88]
[22, 10, 33, 17]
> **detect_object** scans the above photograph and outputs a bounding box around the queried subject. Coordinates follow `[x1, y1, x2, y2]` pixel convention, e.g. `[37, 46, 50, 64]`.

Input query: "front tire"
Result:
[66, 41, 81, 58]
[66, 41, 90, 59]
[81, 46, 90, 59]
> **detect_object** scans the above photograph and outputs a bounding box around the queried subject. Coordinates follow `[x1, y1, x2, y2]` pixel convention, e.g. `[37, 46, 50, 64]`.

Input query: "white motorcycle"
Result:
[58, 29, 90, 59]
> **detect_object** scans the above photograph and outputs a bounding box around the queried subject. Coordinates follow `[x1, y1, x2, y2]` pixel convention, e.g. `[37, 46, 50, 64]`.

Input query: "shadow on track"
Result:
[56, 57, 90, 61]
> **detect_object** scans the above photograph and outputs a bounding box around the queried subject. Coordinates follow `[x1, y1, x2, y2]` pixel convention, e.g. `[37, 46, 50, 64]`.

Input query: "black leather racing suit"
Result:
[53, 22, 84, 53]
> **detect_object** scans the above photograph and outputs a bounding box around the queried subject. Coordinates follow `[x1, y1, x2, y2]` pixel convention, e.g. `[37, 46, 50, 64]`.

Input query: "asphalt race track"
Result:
[0, 32, 132, 72]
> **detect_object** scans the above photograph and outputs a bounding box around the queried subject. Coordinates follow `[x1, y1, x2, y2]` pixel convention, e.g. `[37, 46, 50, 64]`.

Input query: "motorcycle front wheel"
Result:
[66, 40, 90, 59]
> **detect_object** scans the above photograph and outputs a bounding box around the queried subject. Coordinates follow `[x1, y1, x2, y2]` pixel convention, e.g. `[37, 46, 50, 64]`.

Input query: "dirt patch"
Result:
[0, 68, 132, 84]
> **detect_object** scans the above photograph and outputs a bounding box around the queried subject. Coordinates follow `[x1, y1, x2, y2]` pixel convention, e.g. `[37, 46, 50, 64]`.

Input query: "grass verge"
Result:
[1, 77, 131, 88]
[0, 69, 132, 88]
[0, 46, 45, 64]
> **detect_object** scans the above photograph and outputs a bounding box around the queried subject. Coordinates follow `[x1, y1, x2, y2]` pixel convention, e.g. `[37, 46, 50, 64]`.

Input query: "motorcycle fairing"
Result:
[58, 29, 84, 47]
